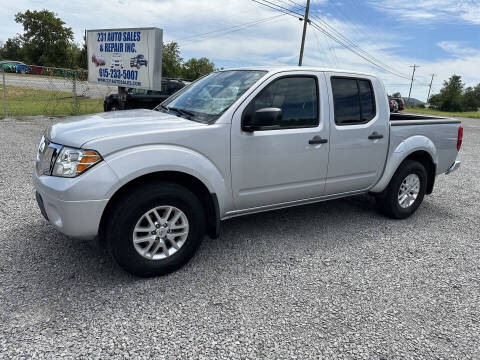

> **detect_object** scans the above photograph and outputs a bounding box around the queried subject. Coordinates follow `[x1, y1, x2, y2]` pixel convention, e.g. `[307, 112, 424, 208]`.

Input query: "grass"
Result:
[0, 85, 103, 118]
[405, 107, 480, 119]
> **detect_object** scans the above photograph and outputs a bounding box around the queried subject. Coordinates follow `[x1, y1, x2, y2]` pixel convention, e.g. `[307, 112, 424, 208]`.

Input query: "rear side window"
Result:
[331, 77, 376, 125]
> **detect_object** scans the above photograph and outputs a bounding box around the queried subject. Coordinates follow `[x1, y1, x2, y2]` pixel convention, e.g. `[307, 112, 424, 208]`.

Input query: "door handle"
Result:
[368, 132, 384, 140]
[308, 136, 328, 145]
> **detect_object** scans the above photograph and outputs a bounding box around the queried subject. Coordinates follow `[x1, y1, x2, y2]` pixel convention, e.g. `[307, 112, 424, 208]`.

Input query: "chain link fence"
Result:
[0, 64, 116, 119]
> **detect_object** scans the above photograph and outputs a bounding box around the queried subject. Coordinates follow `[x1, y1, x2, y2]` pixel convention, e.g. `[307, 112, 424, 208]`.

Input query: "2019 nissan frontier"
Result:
[34, 67, 463, 277]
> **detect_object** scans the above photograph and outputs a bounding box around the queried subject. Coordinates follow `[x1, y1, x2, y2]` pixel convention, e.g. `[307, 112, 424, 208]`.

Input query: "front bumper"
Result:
[445, 160, 461, 175]
[35, 190, 108, 239]
[33, 161, 118, 240]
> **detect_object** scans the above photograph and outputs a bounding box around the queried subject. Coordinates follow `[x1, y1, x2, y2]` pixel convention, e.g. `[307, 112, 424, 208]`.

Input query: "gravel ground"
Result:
[0, 116, 479, 359]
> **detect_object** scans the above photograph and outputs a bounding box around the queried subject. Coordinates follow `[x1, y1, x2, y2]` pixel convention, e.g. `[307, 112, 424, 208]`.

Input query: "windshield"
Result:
[156, 70, 267, 123]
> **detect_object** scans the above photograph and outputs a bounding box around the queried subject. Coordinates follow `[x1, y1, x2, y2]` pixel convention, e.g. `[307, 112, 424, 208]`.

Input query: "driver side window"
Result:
[244, 76, 319, 129]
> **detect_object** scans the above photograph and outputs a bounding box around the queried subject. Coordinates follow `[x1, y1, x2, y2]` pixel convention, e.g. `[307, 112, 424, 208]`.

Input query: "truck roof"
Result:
[221, 66, 376, 78]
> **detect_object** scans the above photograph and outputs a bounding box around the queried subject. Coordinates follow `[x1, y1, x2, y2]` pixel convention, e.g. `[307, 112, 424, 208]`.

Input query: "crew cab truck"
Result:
[34, 67, 463, 277]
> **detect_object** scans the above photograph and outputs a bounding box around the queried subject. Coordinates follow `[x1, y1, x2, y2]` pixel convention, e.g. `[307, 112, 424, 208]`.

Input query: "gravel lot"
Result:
[0, 116, 479, 359]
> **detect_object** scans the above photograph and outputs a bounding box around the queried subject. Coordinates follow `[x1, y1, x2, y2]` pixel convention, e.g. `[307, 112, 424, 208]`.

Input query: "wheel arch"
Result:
[99, 171, 220, 240]
[370, 135, 437, 194]
[403, 150, 436, 194]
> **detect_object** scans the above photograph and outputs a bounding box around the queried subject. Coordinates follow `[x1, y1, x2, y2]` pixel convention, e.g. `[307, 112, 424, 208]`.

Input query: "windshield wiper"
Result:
[157, 104, 170, 111]
[168, 107, 195, 117]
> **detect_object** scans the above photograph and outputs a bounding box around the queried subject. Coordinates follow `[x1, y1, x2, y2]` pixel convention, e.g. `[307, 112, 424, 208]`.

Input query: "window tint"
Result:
[331, 77, 376, 125]
[247, 76, 318, 128]
[331, 78, 360, 125]
[358, 80, 375, 121]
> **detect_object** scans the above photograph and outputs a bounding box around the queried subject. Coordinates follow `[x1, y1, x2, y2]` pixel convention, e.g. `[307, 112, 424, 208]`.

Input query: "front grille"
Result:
[36, 137, 62, 176]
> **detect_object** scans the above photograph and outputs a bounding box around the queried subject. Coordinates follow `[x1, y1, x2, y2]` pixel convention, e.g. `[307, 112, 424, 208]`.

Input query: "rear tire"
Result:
[376, 160, 427, 219]
[105, 181, 206, 277]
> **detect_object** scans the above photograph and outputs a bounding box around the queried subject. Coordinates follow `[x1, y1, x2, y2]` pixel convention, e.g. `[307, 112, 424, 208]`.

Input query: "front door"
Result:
[231, 72, 330, 210]
[324, 73, 389, 195]
[126, 88, 149, 109]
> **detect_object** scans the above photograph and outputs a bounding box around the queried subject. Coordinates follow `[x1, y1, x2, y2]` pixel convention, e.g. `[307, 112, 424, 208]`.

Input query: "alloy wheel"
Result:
[132, 205, 189, 260]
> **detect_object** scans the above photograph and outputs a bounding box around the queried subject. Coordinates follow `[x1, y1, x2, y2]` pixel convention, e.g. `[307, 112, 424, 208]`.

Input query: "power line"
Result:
[309, 21, 412, 80]
[284, 0, 305, 8]
[171, 14, 285, 43]
[174, 0, 423, 85]
[309, 16, 411, 79]
[291, 0, 425, 83]
[259, 0, 304, 16]
[277, 0, 304, 11]
[249, 0, 304, 18]
[251, 0, 404, 77]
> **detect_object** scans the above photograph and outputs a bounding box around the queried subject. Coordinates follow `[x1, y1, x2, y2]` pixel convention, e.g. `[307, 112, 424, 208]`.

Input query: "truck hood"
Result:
[47, 109, 206, 148]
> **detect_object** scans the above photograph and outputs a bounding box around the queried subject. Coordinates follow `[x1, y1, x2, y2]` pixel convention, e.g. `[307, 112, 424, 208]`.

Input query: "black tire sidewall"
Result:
[107, 182, 205, 277]
[385, 160, 427, 219]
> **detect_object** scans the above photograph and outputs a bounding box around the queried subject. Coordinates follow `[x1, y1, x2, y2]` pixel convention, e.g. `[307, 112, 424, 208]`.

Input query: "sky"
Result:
[1, 0, 479, 101]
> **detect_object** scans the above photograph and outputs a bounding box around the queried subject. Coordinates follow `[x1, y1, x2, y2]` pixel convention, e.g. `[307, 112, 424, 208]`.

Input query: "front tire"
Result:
[376, 160, 427, 219]
[105, 182, 206, 277]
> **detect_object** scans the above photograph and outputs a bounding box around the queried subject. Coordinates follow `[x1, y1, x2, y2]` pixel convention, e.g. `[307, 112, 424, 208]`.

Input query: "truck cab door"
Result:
[324, 73, 389, 195]
[230, 72, 330, 210]
[127, 88, 149, 109]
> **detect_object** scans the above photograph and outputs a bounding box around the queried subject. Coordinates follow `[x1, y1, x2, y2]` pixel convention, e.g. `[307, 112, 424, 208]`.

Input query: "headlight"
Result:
[52, 147, 102, 177]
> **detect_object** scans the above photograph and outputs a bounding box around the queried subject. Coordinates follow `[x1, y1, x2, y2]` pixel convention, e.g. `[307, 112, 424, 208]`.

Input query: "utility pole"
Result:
[407, 64, 419, 106]
[298, 0, 311, 66]
[85, 29, 88, 67]
[426, 73, 435, 103]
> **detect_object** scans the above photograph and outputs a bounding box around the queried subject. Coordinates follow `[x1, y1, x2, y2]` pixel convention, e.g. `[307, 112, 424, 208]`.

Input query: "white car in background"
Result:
[110, 53, 123, 69]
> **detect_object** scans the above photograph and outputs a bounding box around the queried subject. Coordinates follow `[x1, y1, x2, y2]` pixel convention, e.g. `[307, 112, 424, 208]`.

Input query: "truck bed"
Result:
[390, 113, 461, 125]
[388, 112, 461, 177]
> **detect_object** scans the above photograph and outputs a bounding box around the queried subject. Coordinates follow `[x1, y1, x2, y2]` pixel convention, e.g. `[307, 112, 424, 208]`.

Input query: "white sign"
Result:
[87, 27, 162, 90]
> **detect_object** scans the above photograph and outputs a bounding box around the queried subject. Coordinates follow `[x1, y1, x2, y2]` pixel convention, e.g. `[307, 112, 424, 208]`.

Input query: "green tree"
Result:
[181, 57, 215, 80]
[439, 75, 463, 112]
[14, 9, 74, 67]
[0, 37, 24, 61]
[462, 84, 480, 111]
[428, 93, 442, 109]
[162, 42, 183, 78]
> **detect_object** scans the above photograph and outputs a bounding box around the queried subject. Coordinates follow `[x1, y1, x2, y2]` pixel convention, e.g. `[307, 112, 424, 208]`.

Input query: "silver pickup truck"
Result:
[34, 67, 463, 276]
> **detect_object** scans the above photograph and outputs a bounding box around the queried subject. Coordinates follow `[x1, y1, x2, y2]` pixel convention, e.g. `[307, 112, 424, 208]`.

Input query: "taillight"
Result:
[457, 125, 463, 151]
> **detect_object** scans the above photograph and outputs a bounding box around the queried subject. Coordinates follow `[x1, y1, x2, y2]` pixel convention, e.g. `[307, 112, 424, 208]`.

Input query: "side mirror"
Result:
[242, 107, 282, 132]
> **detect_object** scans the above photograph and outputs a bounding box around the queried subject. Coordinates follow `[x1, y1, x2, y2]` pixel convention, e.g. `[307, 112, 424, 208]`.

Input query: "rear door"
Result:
[325, 73, 389, 195]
